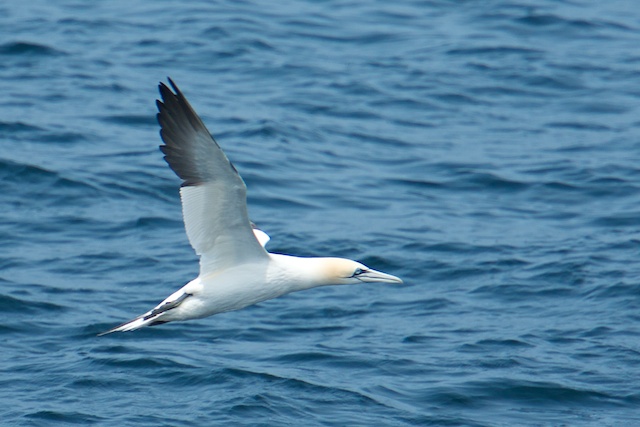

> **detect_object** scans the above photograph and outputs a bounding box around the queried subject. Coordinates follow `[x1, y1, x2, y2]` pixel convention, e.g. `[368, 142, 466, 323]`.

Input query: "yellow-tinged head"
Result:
[317, 257, 403, 286]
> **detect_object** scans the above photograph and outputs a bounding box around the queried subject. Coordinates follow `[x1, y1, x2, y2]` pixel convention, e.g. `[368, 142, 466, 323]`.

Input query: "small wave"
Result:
[517, 14, 596, 28]
[0, 41, 65, 56]
[376, 297, 453, 318]
[201, 25, 231, 38]
[460, 338, 534, 352]
[0, 159, 54, 182]
[447, 46, 542, 56]
[570, 102, 629, 115]
[546, 121, 611, 131]
[584, 281, 640, 300]
[92, 355, 194, 370]
[0, 120, 43, 133]
[0, 120, 86, 144]
[44, 131, 89, 143]
[591, 213, 640, 228]
[470, 283, 576, 302]
[25, 410, 103, 424]
[425, 163, 531, 193]
[0, 294, 65, 314]
[0, 159, 100, 205]
[466, 378, 617, 406]
[99, 114, 157, 126]
[290, 30, 401, 45]
[134, 216, 182, 229]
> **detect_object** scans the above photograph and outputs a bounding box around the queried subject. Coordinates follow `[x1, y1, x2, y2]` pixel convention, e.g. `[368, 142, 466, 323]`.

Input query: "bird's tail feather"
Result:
[97, 312, 167, 336]
[98, 292, 191, 336]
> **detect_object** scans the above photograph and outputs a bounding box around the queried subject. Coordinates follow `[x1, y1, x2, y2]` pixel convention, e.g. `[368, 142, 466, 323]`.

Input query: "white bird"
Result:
[99, 78, 402, 336]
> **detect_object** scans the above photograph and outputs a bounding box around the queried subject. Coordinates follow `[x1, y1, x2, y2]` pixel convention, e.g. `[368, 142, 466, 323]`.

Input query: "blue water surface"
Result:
[2, 1, 640, 425]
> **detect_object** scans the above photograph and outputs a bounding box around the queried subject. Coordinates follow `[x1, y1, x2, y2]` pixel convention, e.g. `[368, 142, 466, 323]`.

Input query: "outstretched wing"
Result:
[157, 78, 268, 274]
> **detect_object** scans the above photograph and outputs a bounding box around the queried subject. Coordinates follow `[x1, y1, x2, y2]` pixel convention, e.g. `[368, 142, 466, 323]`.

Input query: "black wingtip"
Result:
[167, 77, 179, 93]
[160, 77, 183, 100]
[158, 81, 172, 101]
[157, 78, 186, 109]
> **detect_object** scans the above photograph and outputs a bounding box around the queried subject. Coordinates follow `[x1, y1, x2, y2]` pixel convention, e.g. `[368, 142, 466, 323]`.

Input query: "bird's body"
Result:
[99, 79, 401, 336]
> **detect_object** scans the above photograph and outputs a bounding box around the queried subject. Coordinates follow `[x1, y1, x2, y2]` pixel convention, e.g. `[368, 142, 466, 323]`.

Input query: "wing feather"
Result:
[156, 79, 268, 273]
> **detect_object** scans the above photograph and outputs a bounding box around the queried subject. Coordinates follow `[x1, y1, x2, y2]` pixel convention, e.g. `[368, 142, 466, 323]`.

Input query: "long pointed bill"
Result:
[360, 269, 403, 284]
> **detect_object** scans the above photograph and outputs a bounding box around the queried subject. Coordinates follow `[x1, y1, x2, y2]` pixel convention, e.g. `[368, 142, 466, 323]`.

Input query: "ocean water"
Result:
[2, 0, 640, 425]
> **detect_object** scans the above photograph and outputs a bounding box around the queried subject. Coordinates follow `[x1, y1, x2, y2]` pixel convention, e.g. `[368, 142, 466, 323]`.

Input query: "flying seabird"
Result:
[99, 79, 402, 335]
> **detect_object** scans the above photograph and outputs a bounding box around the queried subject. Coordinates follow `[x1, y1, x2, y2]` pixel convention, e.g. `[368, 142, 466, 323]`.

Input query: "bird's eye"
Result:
[353, 268, 364, 276]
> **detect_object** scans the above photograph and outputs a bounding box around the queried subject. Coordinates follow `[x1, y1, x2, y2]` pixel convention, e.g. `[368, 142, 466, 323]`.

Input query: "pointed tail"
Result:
[97, 315, 167, 336]
[97, 292, 191, 336]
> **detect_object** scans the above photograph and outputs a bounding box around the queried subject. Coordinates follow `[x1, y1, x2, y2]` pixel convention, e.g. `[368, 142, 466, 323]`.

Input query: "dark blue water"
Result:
[2, 1, 640, 425]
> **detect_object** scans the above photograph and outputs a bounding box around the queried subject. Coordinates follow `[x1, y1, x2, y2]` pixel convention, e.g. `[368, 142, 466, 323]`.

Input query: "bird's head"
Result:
[318, 257, 403, 286]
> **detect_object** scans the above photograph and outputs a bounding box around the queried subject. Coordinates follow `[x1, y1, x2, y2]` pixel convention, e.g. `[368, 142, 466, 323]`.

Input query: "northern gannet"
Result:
[99, 79, 402, 335]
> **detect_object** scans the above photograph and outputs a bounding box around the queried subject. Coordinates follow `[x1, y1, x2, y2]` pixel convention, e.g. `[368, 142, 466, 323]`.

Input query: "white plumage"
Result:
[99, 79, 402, 336]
